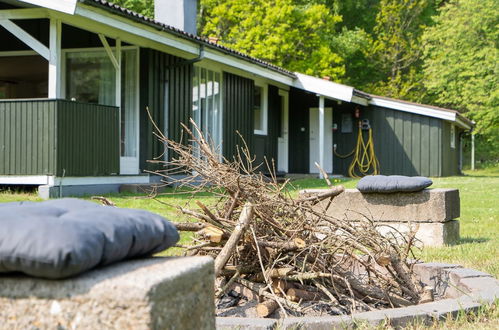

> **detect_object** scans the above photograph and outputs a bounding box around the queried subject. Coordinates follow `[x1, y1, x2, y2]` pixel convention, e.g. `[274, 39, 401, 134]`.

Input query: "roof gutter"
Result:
[166, 44, 205, 69]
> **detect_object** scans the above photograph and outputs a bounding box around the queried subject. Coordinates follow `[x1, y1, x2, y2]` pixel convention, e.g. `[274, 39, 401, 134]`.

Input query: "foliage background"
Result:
[113, 0, 498, 164]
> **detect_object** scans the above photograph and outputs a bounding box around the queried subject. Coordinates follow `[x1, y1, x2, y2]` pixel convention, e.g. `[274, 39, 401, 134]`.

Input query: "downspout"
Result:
[166, 44, 205, 69]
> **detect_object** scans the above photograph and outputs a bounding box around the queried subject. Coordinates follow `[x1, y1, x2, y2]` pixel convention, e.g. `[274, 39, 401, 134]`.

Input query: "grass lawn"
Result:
[1, 166, 498, 327]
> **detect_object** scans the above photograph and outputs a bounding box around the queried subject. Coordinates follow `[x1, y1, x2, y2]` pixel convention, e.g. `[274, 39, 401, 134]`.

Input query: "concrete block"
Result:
[216, 317, 277, 330]
[307, 188, 460, 222]
[376, 220, 460, 247]
[0, 257, 215, 330]
[38, 184, 121, 199]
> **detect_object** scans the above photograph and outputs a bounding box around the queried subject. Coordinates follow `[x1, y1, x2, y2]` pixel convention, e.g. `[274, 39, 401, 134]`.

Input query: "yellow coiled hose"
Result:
[333, 127, 380, 178]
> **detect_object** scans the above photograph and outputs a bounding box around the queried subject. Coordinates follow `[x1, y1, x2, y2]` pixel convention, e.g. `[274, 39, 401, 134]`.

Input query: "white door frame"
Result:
[309, 105, 333, 174]
[277, 89, 289, 173]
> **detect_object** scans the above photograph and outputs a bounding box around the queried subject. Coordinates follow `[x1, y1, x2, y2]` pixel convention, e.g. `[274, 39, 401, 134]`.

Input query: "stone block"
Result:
[216, 317, 277, 330]
[352, 307, 432, 328]
[0, 257, 215, 330]
[412, 263, 463, 297]
[306, 188, 460, 222]
[375, 220, 460, 247]
[403, 297, 481, 321]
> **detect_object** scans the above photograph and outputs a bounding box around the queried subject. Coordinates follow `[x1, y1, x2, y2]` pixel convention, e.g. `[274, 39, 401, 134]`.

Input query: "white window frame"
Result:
[450, 124, 456, 149]
[254, 81, 268, 135]
[192, 63, 224, 153]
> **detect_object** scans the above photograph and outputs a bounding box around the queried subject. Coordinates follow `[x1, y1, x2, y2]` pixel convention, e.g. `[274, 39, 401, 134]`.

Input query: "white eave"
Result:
[292, 73, 368, 105]
[369, 96, 473, 130]
[17, 0, 76, 14]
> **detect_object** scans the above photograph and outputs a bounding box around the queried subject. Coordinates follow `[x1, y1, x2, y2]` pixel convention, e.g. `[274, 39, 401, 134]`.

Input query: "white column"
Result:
[48, 18, 61, 98]
[319, 96, 325, 178]
[471, 133, 475, 171]
[115, 39, 122, 108]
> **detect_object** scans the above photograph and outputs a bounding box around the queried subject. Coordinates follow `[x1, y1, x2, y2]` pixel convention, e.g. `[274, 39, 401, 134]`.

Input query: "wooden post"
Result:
[48, 18, 61, 98]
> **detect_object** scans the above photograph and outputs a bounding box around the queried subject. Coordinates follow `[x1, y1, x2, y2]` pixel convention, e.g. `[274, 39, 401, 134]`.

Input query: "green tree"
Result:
[112, 0, 154, 18]
[367, 0, 436, 99]
[422, 0, 499, 161]
[199, 0, 345, 80]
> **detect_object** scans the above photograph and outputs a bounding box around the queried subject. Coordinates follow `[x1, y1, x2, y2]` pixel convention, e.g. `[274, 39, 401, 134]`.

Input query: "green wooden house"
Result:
[0, 0, 473, 198]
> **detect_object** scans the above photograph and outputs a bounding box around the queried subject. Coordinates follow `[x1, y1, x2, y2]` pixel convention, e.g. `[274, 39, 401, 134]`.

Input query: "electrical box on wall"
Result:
[341, 113, 353, 133]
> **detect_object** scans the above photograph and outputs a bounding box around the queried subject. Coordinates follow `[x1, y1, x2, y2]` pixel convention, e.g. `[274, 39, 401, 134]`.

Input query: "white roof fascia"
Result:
[369, 96, 456, 122]
[72, 4, 294, 86]
[17, 0, 77, 14]
[293, 73, 355, 103]
[455, 116, 472, 130]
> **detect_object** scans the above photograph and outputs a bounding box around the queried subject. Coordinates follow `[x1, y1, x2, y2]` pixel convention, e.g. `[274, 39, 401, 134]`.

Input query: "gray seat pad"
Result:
[0, 198, 179, 279]
[357, 175, 433, 193]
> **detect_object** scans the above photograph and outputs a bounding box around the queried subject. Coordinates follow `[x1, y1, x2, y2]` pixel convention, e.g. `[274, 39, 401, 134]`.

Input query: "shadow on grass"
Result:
[458, 237, 490, 244]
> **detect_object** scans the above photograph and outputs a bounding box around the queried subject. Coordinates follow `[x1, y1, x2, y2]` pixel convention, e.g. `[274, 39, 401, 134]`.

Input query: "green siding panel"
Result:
[441, 122, 461, 176]
[56, 100, 119, 176]
[222, 72, 254, 161]
[0, 99, 57, 175]
[288, 88, 315, 173]
[0, 99, 118, 176]
[332, 105, 445, 177]
[139, 48, 192, 171]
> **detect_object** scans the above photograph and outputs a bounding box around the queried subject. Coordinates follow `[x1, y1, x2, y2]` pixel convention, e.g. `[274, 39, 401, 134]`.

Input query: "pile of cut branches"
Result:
[150, 119, 425, 317]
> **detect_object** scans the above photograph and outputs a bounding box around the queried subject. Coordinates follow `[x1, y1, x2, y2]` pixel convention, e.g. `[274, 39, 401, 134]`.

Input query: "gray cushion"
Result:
[0, 198, 179, 279]
[357, 175, 433, 193]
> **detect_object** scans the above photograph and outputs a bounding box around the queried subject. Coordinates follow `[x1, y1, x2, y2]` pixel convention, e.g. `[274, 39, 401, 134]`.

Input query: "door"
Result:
[309, 107, 333, 173]
[277, 90, 289, 173]
[119, 49, 140, 174]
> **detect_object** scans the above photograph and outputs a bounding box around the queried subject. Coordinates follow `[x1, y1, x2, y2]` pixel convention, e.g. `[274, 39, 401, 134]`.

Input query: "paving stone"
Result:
[305, 188, 460, 222]
[352, 307, 433, 328]
[279, 316, 352, 329]
[460, 277, 499, 296]
[0, 257, 215, 330]
[406, 297, 481, 321]
[216, 317, 277, 330]
[412, 263, 463, 298]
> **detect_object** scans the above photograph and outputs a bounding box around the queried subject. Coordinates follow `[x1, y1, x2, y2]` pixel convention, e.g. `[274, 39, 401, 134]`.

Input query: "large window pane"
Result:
[254, 86, 262, 131]
[121, 49, 138, 157]
[66, 51, 116, 106]
[192, 66, 222, 151]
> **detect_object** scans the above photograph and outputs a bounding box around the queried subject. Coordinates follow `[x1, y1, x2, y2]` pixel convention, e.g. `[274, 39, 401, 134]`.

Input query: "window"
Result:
[192, 66, 222, 150]
[450, 124, 456, 149]
[65, 48, 139, 159]
[65, 51, 116, 106]
[254, 83, 268, 135]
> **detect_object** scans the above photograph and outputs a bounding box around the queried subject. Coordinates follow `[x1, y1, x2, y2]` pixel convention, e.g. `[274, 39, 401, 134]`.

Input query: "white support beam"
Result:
[319, 96, 325, 179]
[48, 18, 61, 98]
[99, 34, 120, 71]
[115, 38, 122, 108]
[0, 19, 49, 60]
[0, 8, 48, 20]
[471, 133, 475, 171]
